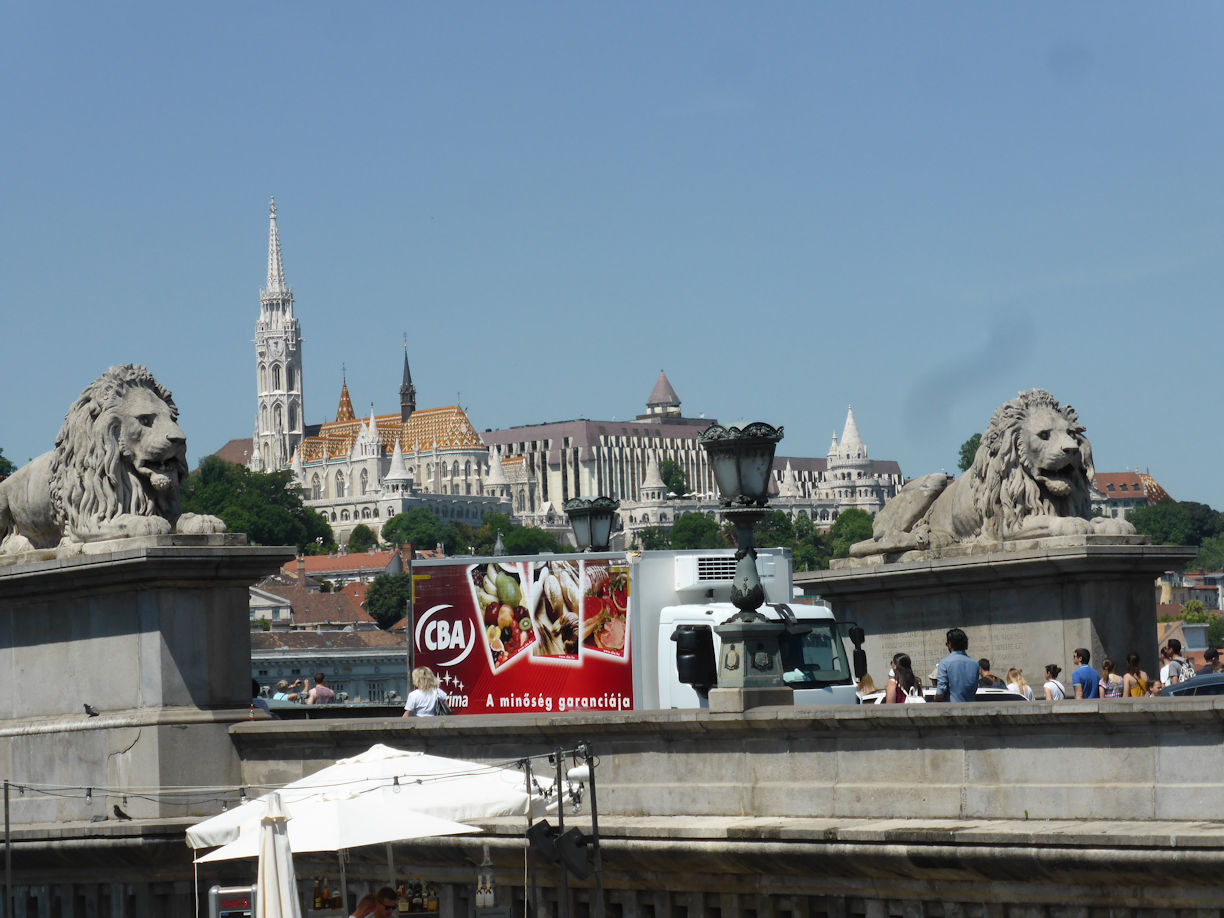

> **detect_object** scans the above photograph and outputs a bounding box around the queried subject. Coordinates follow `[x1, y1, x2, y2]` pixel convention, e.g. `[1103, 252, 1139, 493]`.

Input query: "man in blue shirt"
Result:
[1071, 648, 1100, 699]
[934, 628, 979, 702]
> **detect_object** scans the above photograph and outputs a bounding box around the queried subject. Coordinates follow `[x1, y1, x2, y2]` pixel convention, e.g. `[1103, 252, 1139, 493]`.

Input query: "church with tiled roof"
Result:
[249, 202, 510, 541]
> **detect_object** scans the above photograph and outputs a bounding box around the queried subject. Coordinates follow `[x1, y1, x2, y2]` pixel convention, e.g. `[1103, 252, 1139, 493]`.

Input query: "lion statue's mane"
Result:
[850, 389, 1133, 562]
[967, 388, 1094, 534]
[50, 366, 188, 540]
[0, 364, 225, 554]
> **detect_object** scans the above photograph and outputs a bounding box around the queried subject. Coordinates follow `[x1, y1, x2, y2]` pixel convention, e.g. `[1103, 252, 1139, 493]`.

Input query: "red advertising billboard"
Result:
[413, 558, 633, 715]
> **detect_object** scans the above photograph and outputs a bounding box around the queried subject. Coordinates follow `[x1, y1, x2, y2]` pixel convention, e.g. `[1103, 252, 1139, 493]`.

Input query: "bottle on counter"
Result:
[411, 880, 423, 911]
[425, 883, 438, 912]
[312, 879, 323, 910]
[397, 883, 409, 914]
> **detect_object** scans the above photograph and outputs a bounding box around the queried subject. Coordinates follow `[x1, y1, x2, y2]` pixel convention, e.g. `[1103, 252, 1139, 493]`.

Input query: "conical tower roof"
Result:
[335, 381, 355, 422]
[778, 460, 800, 498]
[385, 438, 411, 483]
[485, 451, 509, 487]
[840, 406, 864, 458]
[641, 454, 666, 490]
[646, 370, 681, 408]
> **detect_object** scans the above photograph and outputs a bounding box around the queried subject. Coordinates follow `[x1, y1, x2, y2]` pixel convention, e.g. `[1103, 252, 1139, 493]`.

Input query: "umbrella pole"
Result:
[386, 842, 395, 890]
[339, 850, 348, 917]
[554, 749, 570, 918]
[524, 761, 541, 918]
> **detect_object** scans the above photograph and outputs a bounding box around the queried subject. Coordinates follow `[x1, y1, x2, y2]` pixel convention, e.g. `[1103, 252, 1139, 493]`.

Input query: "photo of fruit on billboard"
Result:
[413, 558, 633, 715]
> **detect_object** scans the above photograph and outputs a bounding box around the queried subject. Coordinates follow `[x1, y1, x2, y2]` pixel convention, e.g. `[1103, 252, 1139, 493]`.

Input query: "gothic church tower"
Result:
[251, 198, 305, 471]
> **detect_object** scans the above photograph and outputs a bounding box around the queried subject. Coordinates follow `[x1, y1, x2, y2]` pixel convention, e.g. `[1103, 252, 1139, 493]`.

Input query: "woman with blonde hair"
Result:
[1005, 668, 1034, 701]
[402, 666, 444, 717]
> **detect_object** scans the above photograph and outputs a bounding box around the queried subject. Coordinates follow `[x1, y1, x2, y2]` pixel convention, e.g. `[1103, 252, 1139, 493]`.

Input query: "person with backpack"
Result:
[1165, 639, 1192, 685]
[882, 652, 924, 703]
[402, 666, 448, 717]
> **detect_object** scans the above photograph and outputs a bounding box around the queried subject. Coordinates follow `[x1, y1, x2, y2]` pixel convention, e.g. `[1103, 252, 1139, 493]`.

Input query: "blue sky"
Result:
[4, 4, 1222, 507]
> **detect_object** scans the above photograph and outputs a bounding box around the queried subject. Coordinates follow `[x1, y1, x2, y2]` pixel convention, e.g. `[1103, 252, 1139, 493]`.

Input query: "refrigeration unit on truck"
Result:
[409, 548, 860, 715]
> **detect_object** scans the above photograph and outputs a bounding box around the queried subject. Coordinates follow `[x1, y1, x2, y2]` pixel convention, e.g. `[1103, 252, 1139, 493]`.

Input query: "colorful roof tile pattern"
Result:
[298, 403, 484, 463]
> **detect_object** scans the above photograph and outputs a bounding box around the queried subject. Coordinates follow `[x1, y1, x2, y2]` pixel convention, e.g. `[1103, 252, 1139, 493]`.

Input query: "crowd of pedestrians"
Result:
[857, 630, 1220, 703]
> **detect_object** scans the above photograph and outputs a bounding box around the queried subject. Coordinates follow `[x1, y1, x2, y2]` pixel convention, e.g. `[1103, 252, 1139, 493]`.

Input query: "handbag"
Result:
[433, 690, 451, 716]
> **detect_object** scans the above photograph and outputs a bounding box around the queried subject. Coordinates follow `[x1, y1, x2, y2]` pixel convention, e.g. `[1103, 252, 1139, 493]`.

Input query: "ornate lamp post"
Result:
[563, 497, 620, 552]
[699, 421, 791, 711]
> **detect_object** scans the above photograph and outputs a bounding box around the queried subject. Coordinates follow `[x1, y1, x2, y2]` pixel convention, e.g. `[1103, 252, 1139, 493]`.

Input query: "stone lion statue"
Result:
[850, 389, 1134, 562]
[0, 364, 225, 554]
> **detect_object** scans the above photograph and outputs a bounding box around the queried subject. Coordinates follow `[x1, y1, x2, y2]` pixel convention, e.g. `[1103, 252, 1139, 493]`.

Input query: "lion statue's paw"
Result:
[1044, 516, 1095, 537]
[1092, 516, 1137, 536]
[175, 513, 227, 535]
[109, 514, 174, 538]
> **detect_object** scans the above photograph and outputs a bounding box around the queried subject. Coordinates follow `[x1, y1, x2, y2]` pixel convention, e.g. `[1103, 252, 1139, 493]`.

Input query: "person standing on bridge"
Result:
[933, 628, 979, 702]
[1071, 648, 1100, 699]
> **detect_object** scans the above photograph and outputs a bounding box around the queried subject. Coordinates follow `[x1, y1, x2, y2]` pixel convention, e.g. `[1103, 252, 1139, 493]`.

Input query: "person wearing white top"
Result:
[1043, 664, 1066, 701]
[1005, 668, 1035, 701]
[402, 666, 443, 717]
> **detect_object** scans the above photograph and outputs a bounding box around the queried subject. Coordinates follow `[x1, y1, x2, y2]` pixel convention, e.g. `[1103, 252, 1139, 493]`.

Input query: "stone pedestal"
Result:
[0, 536, 294, 822]
[796, 538, 1195, 688]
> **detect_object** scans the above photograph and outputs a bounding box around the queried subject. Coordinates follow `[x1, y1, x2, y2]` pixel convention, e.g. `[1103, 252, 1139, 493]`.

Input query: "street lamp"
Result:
[698, 421, 790, 712]
[698, 422, 783, 621]
[563, 497, 620, 552]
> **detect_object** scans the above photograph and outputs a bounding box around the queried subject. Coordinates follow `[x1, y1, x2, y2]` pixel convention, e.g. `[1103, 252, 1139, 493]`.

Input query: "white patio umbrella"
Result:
[196, 785, 479, 862]
[255, 792, 301, 918]
[188, 744, 542, 852]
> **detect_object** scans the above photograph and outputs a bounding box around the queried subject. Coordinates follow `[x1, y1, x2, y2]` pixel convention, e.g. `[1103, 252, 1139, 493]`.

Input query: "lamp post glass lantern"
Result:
[563, 497, 620, 552]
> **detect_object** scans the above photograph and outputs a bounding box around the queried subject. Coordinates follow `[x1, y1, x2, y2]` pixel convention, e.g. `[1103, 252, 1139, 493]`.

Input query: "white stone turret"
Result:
[778, 461, 801, 498]
[838, 407, 866, 460]
[484, 450, 509, 499]
[640, 454, 667, 502]
[384, 438, 412, 495]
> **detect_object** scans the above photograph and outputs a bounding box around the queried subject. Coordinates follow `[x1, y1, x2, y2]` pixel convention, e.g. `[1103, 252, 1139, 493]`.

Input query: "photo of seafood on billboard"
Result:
[469, 561, 536, 670]
[580, 560, 629, 658]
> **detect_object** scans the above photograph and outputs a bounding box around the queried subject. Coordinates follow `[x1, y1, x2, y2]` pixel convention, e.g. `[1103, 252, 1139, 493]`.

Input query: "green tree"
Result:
[791, 513, 832, 572]
[364, 572, 413, 629]
[347, 523, 378, 553]
[632, 527, 671, 550]
[1190, 533, 1224, 573]
[382, 507, 454, 552]
[180, 456, 335, 552]
[670, 513, 728, 550]
[828, 508, 874, 559]
[958, 433, 982, 473]
[1127, 501, 1224, 549]
[0, 447, 15, 480]
[658, 459, 688, 497]
[1181, 600, 1209, 622]
[503, 524, 566, 555]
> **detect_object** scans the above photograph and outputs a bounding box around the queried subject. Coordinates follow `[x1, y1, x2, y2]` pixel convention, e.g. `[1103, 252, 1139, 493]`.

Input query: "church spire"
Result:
[260, 197, 294, 318]
[266, 197, 286, 294]
[400, 338, 416, 423]
[336, 376, 355, 422]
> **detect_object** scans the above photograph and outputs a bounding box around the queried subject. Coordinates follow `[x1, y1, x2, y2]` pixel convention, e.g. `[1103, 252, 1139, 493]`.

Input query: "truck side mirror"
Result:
[671, 624, 717, 697]
[847, 625, 867, 681]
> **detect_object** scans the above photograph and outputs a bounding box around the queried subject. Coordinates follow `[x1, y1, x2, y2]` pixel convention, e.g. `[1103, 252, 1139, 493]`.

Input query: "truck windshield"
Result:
[779, 624, 852, 688]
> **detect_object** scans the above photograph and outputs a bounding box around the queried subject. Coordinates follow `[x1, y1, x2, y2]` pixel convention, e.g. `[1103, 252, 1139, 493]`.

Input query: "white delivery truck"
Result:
[409, 547, 861, 715]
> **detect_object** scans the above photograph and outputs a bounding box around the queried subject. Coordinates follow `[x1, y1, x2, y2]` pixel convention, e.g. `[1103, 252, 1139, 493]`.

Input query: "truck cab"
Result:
[631, 548, 858, 709]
